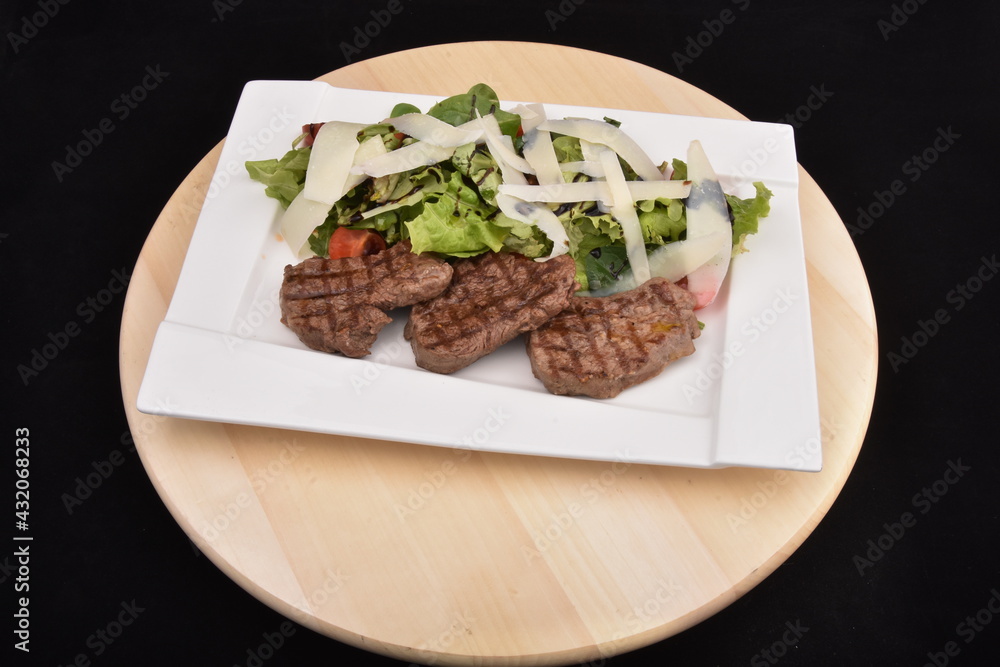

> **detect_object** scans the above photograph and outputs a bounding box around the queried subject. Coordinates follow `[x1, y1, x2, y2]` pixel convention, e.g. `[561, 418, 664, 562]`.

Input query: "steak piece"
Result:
[405, 252, 578, 374]
[526, 278, 700, 398]
[280, 240, 453, 358]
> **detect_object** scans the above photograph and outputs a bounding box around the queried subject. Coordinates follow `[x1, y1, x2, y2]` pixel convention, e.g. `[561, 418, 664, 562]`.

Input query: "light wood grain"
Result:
[119, 42, 877, 665]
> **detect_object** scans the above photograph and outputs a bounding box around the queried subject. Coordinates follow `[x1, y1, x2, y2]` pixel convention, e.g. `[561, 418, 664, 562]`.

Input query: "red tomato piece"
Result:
[328, 227, 387, 259]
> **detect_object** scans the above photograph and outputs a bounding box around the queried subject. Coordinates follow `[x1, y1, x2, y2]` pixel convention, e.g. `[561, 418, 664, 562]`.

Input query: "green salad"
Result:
[245, 84, 772, 300]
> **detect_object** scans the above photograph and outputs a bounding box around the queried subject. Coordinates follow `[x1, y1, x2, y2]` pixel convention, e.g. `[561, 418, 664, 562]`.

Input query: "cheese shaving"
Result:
[388, 113, 482, 147]
[538, 118, 664, 182]
[301, 121, 367, 205]
[280, 194, 332, 259]
[497, 180, 691, 204]
[597, 146, 650, 284]
[477, 113, 532, 183]
[351, 141, 456, 178]
[495, 193, 570, 261]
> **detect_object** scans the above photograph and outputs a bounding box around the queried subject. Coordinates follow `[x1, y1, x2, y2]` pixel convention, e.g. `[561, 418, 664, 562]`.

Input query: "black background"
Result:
[2, 0, 998, 665]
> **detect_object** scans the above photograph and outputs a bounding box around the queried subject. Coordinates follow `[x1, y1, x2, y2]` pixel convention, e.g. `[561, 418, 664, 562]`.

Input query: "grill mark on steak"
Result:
[526, 277, 701, 399]
[280, 240, 453, 358]
[405, 252, 579, 374]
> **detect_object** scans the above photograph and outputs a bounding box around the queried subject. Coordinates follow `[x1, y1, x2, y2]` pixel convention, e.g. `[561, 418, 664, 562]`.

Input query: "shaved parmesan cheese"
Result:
[498, 182, 599, 203]
[521, 127, 564, 186]
[578, 138, 605, 166]
[343, 135, 388, 192]
[495, 193, 570, 260]
[477, 113, 532, 183]
[558, 160, 605, 178]
[684, 140, 733, 309]
[498, 180, 691, 204]
[627, 180, 692, 201]
[510, 103, 546, 133]
[301, 121, 367, 205]
[351, 141, 455, 178]
[280, 194, 331, 258]
[583, 231, 730, 297]
[388, 113, 483, 147]
[578, 140, 611, 213]
[648, 230, 730, 283]
[359, 188, 426, 220]
[538, 119, 664, 182]
[597, 147, 650, 284]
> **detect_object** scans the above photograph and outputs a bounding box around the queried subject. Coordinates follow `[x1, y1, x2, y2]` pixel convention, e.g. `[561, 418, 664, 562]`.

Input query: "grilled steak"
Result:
[280, 240, 453, 358]
[405, 252, 578, 374]
[526, 278, 700, 398]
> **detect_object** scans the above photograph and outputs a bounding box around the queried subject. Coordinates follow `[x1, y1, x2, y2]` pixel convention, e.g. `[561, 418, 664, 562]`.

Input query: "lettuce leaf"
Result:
[451, 143, 503, 205]
[670, 158, 687, 181]
[552, 135, 584, 163]
[637, 198, 686, 245]
[390, 102, 421, 117]
[726, 181, 773, 253]
[245, 146, 311, 209]
[404, 170, 508, 256]
[564, 213, 623, 291]
[427, 83, 521, 139]
[583, 244, 630, 292]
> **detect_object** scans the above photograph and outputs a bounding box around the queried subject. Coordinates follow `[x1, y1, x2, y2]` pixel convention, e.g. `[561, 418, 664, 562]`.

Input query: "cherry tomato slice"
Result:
[328, 227, 387, 259]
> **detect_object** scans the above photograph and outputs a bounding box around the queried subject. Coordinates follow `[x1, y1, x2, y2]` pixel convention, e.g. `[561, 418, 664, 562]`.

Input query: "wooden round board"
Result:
[119, 42, 877, 665]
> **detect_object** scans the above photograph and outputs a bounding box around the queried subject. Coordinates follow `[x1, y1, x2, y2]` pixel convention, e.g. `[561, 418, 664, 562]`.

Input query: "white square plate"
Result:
[136, 81, 821, 471]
